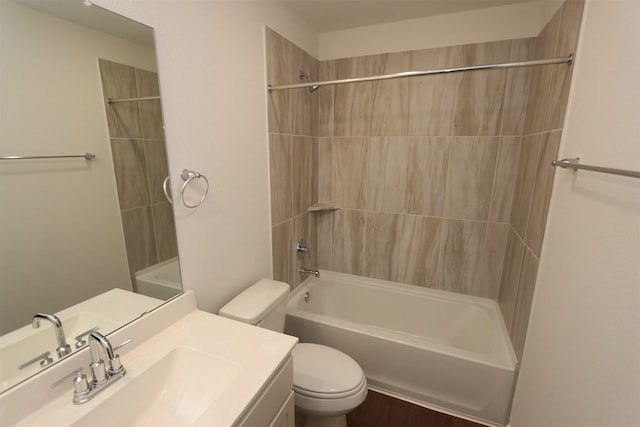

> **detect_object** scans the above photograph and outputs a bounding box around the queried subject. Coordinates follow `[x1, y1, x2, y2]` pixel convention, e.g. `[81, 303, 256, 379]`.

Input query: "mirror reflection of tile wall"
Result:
[98, 59, 178, 286]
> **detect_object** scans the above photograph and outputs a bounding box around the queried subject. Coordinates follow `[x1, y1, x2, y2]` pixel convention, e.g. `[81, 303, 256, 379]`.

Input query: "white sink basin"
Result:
[70, 347, 241, 427]
[3, 292, 298, 427]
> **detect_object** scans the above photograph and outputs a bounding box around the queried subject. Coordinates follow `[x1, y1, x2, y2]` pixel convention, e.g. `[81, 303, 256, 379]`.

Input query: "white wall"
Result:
[510, 1, 640, 425]
[318, 1, 562, 60]
[92, 0, 318, 314]
[0, 2, 156, 333]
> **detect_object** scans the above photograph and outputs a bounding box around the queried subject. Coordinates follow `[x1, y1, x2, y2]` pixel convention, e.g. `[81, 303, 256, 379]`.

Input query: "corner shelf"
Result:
[308, 203, 339, 212]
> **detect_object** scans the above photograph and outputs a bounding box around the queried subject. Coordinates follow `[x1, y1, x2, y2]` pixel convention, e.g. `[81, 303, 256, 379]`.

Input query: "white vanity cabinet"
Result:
[237, 357, 294, 427]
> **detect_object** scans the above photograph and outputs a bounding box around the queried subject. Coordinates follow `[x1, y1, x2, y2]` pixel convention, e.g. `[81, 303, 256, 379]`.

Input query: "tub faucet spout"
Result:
[32, 313, 72, 358]
[300, 268, 320, 278]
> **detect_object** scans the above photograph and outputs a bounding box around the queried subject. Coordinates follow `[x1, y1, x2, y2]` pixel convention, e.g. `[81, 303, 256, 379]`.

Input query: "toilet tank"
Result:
[218, 279, 290, 332]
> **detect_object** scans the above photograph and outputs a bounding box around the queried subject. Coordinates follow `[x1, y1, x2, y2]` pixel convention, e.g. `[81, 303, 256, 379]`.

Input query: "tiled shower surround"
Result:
[267, 0, 583, 359]
[99, 59, 178, 287]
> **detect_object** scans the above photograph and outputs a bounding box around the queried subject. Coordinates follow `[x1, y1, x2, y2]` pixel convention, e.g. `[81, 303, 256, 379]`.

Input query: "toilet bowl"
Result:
[219, 279, 367, 427]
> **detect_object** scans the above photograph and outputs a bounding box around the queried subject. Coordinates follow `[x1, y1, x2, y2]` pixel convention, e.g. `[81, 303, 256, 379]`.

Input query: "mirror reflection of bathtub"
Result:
[135, 257, 183, 301]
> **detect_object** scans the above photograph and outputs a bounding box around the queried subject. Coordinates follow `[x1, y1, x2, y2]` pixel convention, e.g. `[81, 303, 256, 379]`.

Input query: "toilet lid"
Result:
[292, 343, 364, 398]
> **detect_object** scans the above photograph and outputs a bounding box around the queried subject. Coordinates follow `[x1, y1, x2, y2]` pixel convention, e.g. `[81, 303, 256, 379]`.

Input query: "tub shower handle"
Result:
[297, 239, 309, 256]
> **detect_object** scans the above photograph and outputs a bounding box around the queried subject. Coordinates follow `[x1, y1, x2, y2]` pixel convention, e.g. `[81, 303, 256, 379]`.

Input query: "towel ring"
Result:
[162, 175, 173, 204]
[180, 169, 209, 208]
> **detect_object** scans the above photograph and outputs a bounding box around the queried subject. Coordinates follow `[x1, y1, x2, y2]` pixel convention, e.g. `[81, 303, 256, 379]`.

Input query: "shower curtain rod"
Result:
[267, 54, 573, 93]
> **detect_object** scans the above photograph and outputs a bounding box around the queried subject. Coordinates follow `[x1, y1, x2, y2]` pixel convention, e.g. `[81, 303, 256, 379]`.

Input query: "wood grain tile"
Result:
[332, 137, 368, 209]
[444, 137, 499, 221]
[498, 227, 526, 334]
[110, 138, 150, 210]
[525, 130, 562, 257]
[396, 215, 443, 288]
[544, 0, 585, 130]
[501, 38, 534, 136]
[151, 202, 178, 262]
[144, 140, 169, 205]
[135, 68, 164, 140]
[121, 206, 157, 274]
[317, 60, 335, 137]
[408, 46, 463, 137]
[454, 41, 511, 136]
[291, 136, 314, 216]
[334, 56, 372, 136]
[364, 212, 402, 281]
[405, 137, 451, 217]
[272, 220, 293, 286]
[330, 209, 365, 275]
[523, 11, 560, 134]
[510, 247, 539, 360]
[99, 59, 142, 139]
[510, 134, 542, 237]
[369, 52, 410, 136]
[366, 137, 409, 213]
[269, 133, 292, 225]
[489, 137, 522, 222]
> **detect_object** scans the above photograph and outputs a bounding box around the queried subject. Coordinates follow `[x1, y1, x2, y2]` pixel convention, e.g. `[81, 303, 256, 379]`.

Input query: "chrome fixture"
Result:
[18, 351, 54, 370]
[0, 153, 95, 161]
[296, 239, 310, 256]
[304, 291, 311, 303]
[74, 326, 100, 349]
[300, 268, 320, 278]
[107, 95, 160, 104]
[298, 70, 319, 92]
[180, 169, 209, 208]
[32, 313, 72, 358]
[72, 332, 132, 405]
[552, 157, 640, 179]
[269, 54, 574, 92]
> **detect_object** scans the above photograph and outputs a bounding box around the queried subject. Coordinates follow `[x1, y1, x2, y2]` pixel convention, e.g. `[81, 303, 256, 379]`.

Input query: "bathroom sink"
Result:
[3, 292, 298, 427]
[69, 347, 241, 427]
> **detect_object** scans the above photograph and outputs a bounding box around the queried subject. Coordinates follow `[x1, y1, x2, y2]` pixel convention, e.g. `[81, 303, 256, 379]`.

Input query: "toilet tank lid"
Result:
[219, 279, 290, 324]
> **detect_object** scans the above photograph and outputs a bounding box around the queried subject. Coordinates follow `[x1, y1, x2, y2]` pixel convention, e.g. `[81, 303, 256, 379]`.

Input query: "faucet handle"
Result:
[109, 338, 132, 374]
[114, 338, 133, 352]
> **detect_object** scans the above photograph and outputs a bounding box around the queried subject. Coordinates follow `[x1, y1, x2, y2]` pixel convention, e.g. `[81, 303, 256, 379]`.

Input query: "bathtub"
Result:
[285, 271, 517, 427]
[134, 257, 182, 300]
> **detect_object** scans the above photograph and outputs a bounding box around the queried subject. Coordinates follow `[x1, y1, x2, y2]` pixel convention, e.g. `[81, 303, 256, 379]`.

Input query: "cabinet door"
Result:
[270, 391, 294, 427]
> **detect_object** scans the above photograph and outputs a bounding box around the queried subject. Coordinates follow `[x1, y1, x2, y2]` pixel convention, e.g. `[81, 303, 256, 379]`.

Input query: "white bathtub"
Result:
[134, 257, 182, 300]
[285, 271, 517, 427]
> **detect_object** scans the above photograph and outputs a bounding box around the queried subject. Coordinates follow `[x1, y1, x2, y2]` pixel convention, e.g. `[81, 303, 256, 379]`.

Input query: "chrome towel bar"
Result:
[552, 158, 640, 179]
[0, 153, 95, 161]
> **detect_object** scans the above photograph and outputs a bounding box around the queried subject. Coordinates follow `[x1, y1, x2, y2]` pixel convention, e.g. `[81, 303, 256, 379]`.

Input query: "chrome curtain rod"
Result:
[268, 54, 574, 93]
[107, 96, 160, 104]
[552, 158, 640, 179]
[0, 153, 95, 161]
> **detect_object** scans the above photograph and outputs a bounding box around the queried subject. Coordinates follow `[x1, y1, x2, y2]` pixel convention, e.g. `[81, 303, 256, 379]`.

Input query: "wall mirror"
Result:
[0, 0, 182, 393]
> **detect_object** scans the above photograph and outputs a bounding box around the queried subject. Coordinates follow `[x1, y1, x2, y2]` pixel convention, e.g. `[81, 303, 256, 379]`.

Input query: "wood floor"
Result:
[346, 390, 484, 427]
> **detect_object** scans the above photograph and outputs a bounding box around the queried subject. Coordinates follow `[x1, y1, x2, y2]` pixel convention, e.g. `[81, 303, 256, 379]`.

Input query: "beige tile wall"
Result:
[99, 59, 178, 286]
[499, 0, 584, 359]
[310, 37, 532, 301]
[266, 0, 583, 360]
[266, 29, 318, 288]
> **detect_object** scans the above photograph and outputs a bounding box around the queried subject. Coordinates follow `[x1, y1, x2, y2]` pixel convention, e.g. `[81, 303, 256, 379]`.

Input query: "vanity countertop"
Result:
[0, 291, 297, 426]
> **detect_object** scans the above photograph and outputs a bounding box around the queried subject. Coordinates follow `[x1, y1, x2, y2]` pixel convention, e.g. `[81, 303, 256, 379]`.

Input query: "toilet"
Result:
[219, 279, 367, 427]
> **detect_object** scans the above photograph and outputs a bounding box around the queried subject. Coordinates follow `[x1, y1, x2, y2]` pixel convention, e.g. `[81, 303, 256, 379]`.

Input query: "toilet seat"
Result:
[292, 343, 367, 402]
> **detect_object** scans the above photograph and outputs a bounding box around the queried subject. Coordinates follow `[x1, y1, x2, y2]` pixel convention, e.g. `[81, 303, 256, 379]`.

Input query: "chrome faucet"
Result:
[32, 313, 72, 358]
[300, 268, 320, 278]
[72, 331, 131, 404]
